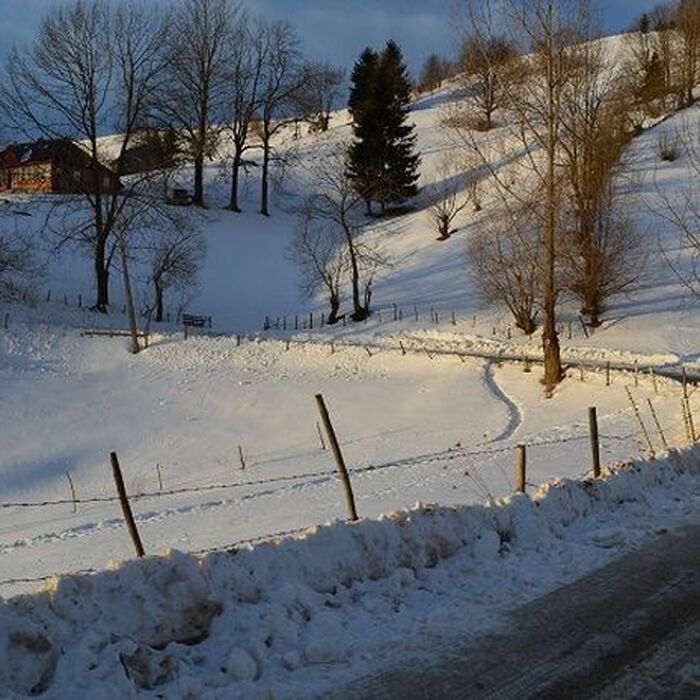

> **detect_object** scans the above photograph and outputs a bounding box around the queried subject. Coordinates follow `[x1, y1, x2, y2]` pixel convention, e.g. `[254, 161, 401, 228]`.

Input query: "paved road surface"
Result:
[325, 523, 700, 700]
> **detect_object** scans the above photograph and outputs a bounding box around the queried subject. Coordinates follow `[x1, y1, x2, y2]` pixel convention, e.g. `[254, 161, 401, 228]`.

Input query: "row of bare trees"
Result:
[444, 0, 650, 393]
[0, 0, 343, 323]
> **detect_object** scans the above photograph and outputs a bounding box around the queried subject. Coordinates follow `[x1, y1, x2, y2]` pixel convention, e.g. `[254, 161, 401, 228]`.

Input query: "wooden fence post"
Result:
[315, 394, 358, 521]
[156, 463, 164, 491]
[646, 399, 669, 451]
[606, 361, 611, 386]
[65, 471, 77, 513]
[3, 313, 8, 330]
[316, 421, 327, 450]
[110, 452, 145, 557]
[238, 445, 246, 470]
[514, 445, 526, 494]
[588, 407, 601, 478]
[625, 388, 655, 458]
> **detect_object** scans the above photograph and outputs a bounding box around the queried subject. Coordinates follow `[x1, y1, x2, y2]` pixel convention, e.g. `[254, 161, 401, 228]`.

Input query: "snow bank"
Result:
[1, 446, 699, 699]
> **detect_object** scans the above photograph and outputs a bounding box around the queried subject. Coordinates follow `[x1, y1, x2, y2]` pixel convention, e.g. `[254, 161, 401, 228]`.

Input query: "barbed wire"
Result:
[0, 417, 671, 512]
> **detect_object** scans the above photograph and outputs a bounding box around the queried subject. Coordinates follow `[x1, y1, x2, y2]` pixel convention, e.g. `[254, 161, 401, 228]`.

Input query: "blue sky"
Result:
[0, 0, 660, 75]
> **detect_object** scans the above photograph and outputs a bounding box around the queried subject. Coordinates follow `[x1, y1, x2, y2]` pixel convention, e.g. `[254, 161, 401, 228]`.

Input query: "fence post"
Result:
[316, 421, 327, 450]
[3, 313, 8, 330]
[110, 452, 145, 557]
[626, 388, 655, 457]
[514, 445, 526, 494]
[238, 445, 246, 470]
[65, 471, 77, 513]
[588, 407, 601, 478]
[606, 361, 611, 386]
[647, 398, 669, 451]
[156, 463, 164, 491]
[315, 394, 358, 521]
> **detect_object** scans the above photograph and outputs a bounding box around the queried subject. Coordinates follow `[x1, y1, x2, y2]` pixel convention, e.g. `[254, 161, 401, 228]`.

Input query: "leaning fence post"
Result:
[588, 407, 601, 478]
[315, 394, 358, 521]
[110, 452, 145, 557]
[65, 471, 77, 513]
[316, 421, 327, 450]
[646, 398, 669, 451]
[625, 388, 655, 458]
[514, 445, 526, 494]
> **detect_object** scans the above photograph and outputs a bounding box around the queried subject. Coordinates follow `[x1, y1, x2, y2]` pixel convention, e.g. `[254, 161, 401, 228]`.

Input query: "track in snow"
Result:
[482, 360, 523, 443]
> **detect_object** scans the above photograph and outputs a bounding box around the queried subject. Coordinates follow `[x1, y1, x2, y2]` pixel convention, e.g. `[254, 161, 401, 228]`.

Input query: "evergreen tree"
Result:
[348, 41, 420, 214]
[374, 41, 420, 209]
[639, 13, 650, 34]
[348, 49, 382, 213]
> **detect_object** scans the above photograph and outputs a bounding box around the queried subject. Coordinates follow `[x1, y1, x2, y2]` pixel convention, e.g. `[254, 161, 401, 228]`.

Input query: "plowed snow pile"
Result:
[2, 446, 700, 699]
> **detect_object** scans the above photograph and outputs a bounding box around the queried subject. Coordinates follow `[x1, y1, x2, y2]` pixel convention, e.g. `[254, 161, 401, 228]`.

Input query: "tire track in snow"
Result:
[482, 360, 523, 443]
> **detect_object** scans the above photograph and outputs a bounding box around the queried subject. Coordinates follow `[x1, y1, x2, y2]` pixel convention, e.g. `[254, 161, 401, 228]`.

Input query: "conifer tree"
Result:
[374, 41, 420, 210]
[348, 48, 382, 213]
[348, 41, 420, 214]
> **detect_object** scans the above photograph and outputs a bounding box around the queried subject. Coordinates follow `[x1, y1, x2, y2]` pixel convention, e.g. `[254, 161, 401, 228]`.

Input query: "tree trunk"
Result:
[154, 280, 164, 323]
[542, 0, 563, 394]
[260, 136, 270, 217]
[118, 223, 140, 355]
[229, 150, 242, 212]
[93, 237, 110, 313]
[342, 222, 367, 321]
[193, 153, 205, 207]
[327, 295, 340, 324]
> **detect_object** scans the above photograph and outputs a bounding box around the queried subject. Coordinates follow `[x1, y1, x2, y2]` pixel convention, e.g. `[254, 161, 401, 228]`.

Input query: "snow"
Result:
[1, 445, 699, 698]
[1, 29, 700, 697]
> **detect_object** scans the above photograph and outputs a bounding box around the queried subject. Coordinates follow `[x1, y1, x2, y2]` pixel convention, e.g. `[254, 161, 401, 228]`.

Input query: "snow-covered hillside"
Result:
[4, 26, 700, 699]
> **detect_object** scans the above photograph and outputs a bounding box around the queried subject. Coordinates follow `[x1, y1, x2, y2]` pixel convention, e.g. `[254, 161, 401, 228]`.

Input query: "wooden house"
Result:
[0, 139, 120, 195]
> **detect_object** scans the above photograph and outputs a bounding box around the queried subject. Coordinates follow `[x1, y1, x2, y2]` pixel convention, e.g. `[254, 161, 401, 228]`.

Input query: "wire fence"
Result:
[0, 399, 688, 593]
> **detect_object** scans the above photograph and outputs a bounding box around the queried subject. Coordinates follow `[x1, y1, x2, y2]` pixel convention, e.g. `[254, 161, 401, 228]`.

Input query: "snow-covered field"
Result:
[2, 29, 700, 699]
[2, 444, 700, 699]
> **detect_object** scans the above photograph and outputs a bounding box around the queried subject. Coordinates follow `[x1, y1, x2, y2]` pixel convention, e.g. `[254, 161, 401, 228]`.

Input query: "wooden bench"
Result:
[183, 314, 211, 338]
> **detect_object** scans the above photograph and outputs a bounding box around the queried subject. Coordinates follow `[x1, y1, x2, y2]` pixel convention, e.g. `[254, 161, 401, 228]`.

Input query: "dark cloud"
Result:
[0, 0, 661, 75]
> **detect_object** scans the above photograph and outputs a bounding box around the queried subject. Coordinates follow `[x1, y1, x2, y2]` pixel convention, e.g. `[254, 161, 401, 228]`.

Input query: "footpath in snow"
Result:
[1, 444, 700, 699]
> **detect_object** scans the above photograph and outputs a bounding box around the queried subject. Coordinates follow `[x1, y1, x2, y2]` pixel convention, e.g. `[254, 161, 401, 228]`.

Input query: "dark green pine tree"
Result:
[374, 40, 420, 210]
[348, 48, 382, 213]
[348, 41, 420, 214]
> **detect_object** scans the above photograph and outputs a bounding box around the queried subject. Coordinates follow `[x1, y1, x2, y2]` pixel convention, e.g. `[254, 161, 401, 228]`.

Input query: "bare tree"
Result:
[450, 0, 593, 391]
[453, 1, 520, 131]
[652, 122, 700, 301]
[295, 62, 345, 133]
[558, 34, 643, 326]
[159, 0, 234, 207]
[467, 204, 541, 335]
[295, 145, 384, 321]
[0, 0, 170, 312]
[0, 203, 33, 300]
[678, 0, 700, 106]
[224, 14, 265, 212]
[417, 54, 451, 94]
[427, 156, 474, 240]
[289, 216, 346, 324]
[257, 21, 307, 217]
[144, 219, 206, 323]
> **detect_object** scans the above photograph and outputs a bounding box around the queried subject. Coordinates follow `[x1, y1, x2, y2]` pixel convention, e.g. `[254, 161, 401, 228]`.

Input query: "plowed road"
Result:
[326, 523, 700, 700]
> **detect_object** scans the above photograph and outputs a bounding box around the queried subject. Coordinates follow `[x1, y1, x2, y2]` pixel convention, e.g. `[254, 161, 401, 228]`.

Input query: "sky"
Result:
[0, 0, 661, 76]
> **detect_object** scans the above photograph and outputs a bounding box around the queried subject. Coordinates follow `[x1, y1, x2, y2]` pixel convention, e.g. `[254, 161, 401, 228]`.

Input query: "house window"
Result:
[15, 163, 51, 182]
